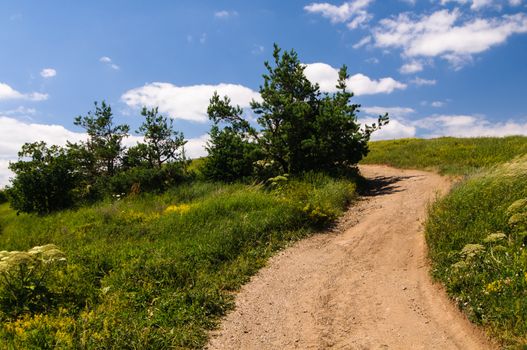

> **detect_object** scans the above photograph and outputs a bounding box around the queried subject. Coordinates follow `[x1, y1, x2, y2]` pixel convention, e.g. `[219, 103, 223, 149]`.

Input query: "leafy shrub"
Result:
[8, 142, 77, 215]
[108, 163, 187, 196]
[0, 190, 7, 204]
[0, 245, 66, 318]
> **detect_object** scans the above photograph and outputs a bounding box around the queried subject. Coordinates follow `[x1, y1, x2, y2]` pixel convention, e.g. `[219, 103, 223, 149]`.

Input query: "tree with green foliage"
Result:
[204, 44, 388, 180]
[126, 107, 186, 168]
[72, 101, 130, 177]
[7, 142, 77, 214]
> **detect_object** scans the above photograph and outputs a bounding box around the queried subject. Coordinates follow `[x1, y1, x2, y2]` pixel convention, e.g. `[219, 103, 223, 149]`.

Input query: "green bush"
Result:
[0, 245, 67, 319]
[8, 142, 78, 215]
[108, 162, 188, 196]
[0, 190, 7, 204]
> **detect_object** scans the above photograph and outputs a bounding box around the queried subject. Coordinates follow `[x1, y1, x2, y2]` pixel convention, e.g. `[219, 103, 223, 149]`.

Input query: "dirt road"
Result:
[207, 165, 495, 350]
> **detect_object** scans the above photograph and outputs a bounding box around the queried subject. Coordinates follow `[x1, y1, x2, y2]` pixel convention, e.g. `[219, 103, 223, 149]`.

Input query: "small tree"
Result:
[7, 142, 77, 214]
[73, 101, 129, 177]
[128, 107, 186, 168]
[205, 44, 388, 180]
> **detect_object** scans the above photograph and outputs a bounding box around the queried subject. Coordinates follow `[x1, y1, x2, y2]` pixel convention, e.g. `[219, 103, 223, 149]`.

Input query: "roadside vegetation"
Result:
[0, 175, 356, 348]
[0, 45, 380, 348]
[364, 136, 527, 347]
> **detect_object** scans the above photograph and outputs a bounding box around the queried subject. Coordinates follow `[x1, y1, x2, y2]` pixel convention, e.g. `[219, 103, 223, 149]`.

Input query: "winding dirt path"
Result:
[207, 165, 496, 350]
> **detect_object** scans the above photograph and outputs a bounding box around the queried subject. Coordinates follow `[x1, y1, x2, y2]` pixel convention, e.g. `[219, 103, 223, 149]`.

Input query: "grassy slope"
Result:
[363, 137, 527, 347]
[362, 136, 527, 175]
[0, 175, 356, 349]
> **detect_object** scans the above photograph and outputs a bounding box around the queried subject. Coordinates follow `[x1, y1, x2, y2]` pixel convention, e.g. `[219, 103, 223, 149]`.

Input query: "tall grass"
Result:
[362, 136, 527, 175]
[426, 156, 527, 347]
[0, 175, 357, 349]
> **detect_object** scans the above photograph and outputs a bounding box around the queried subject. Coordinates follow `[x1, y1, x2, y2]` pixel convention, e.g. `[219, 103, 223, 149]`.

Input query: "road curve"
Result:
[207, 165, 496, 350]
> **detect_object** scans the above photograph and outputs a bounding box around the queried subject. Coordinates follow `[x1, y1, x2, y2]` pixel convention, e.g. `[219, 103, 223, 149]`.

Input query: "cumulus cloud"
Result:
[304, 0, 373, 28]
[0, 83, 48, 101]
[304, 62, 407, 95]
[122, 82, 261, 122]
[359, 112, 527, 142]
[373, 9, 527, 68]
[360, 106, 417, 140]
[214, 10, 238, 19]
[40, 68, 57, 78]
[184, 134, 209, 159]
[99, 56, 120, 70]
[360, 116, 417, 140]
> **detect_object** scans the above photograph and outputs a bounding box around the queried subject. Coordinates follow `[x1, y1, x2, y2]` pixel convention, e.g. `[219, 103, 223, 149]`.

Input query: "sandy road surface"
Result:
[207, 165, 495, 350]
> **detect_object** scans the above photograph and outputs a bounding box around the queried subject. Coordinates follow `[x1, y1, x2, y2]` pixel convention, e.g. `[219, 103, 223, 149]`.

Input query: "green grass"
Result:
[361, 136, 527, 175]
[0, 174, 357, 349]
[426, 156, 527, 347]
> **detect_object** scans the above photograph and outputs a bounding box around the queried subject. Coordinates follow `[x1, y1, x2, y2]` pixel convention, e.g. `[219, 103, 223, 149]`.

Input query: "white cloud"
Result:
[0, 82, 48, 101]
[399, 60, 423, 74]
[362, 106, 415, 117]
[439, 0, 519, 10]
[359, 113, 527, 142]
[40, 68, 57, 78]
[99, 56, 120, 70]
[415, 114, 527, 137]
[122, 82, 261, 123]
[440, 0, 493, 10]
[410, 77, 437, 86]
[184, 134, 209, 159]
[304, 62, 407, 95]
[304, 0, 373, 28]
[352, 35, 372, 49]
[360, 116, 417, 140]
[373, 9, 527, 68]
[214, 10, 238, 19]
[1, 106, 37, 116]
[431, 101, 445, 107]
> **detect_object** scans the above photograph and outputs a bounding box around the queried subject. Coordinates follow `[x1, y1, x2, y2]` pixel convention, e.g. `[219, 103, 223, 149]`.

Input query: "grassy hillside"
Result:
[0, 174, 357, 349]
[364, 136, 527, 347]
[362, 136, 527, 175]
[427, 156, 527, 346]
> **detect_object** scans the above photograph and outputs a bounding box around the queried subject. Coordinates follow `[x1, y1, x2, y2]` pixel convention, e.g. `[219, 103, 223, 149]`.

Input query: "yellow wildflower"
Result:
[164, 203, 192, 215]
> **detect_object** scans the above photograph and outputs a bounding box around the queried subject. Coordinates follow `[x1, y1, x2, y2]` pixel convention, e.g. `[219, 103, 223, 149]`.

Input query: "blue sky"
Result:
[1, 0, 527, 186]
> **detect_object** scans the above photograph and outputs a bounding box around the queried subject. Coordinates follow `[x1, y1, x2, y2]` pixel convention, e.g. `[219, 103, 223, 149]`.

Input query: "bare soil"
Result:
[207, 165, 496, 349]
